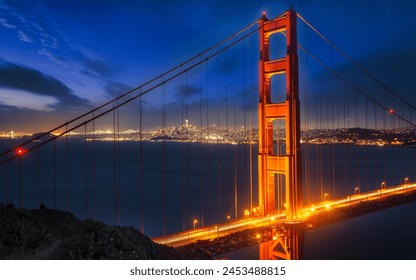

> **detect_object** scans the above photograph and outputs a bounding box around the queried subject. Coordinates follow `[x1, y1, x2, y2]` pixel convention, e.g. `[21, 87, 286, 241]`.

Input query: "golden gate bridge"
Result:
[1, 7, 416, 260]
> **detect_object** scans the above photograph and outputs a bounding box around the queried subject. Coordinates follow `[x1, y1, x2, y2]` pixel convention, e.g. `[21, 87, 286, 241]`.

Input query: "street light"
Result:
[270, 216, 276, 227]
[323, 193, 328, 201]
[193, 219, 198, 230]
[405, 177, 409, 192]
[380, 182, 386, 197]
[354, 187, 360, 194]
[244, 209, 250, 228]
[227, 215, 231, 235]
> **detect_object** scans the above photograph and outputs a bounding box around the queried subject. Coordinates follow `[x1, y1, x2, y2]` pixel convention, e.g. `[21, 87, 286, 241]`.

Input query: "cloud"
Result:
[72, 49, 116, 79]
[0, 61, 90, 110]
[84, 56, 114, 77]
[0, 17, 15, 29]
[0, 103, 73, 131]
[174, 85, 201, 100]
[105, 81, 133, 98]
[0, 89, 57, 111]
[17, 30, 32, 42]
[38, 48, 64, 64]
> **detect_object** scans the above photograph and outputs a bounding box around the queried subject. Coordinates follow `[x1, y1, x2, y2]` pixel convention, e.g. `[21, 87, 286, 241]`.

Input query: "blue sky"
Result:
[0, 0, 415, 131]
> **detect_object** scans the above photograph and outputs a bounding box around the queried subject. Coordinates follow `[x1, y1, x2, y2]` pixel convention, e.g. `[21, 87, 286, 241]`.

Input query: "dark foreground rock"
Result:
[0, 204, 211, 260]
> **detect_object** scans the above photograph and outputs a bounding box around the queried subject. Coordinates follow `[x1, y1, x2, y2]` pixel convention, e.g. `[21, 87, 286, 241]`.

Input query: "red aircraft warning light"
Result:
[16, 147, 27, 156]
[389, 109, 394, 114]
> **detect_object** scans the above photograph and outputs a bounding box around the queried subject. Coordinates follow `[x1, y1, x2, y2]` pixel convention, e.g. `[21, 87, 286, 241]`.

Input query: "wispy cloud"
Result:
[0, 17, 15, 29]
[17, 30, 32, 42]
[0, 89, 57, 111]
[105, 81, 133, 98]
[38, 48, 64, 64]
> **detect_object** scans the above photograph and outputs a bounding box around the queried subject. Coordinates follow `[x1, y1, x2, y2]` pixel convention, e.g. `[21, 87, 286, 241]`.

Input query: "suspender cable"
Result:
[185, 73, 190, 230]
[205, 62, 211, 225]
[117, 105, 121, 225]
[162, 81, 167, 236]
[199, 61, 205, 227]
[181, 67, 186, 231]
[92, 112, 96, 220]
[18, 157, 22, 208]
[233, 48, 238, 220]
[84, 124, 88, 219]
[216, 55, 222, 223]
[53, 139, 57, 209]
[36, 147, 40, 208]
[4, 160, 8, 203]
[242, 37, 249, 212]
[139, 94, 144, 233]
[224, 49, 231, 219]
[65, 125, 69, 211]
[113, 109, 117, 225]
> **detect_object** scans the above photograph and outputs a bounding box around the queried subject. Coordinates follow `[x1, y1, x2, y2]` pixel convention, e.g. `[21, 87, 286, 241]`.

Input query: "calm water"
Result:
[1, 139, 416, 259]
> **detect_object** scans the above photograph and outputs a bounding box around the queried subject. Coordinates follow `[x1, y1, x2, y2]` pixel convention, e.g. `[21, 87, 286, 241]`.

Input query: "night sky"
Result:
[0, 0, 415, 132]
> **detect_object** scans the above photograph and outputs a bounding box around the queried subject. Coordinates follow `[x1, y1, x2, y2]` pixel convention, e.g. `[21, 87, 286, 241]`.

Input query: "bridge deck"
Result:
[153, 183, 416, 255]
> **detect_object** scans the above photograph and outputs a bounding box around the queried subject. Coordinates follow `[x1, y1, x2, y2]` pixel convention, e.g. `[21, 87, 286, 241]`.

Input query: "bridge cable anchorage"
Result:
[297, 12, 416, 114]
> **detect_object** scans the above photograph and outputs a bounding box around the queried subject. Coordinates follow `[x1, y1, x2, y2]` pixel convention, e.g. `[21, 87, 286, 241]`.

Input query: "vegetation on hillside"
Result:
[0, 204, 211, 260]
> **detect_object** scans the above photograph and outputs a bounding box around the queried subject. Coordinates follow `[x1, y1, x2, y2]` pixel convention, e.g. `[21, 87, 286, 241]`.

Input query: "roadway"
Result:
[153, 182, 416, 247]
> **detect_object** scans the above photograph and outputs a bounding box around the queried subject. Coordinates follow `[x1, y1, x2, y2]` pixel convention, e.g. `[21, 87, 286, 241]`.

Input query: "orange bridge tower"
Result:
[258, 8, 304, 260]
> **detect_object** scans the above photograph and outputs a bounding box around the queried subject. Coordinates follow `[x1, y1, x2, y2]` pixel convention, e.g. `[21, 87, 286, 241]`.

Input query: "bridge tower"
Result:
[258, 8, 303, 260]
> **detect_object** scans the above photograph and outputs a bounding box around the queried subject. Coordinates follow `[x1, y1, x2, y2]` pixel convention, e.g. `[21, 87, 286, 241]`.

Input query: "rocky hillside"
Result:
[0, 204, 211, 260]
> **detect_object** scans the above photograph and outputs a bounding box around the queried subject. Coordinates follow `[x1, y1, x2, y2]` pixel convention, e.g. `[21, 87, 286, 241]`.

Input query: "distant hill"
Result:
[0, 204, 211, 260]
